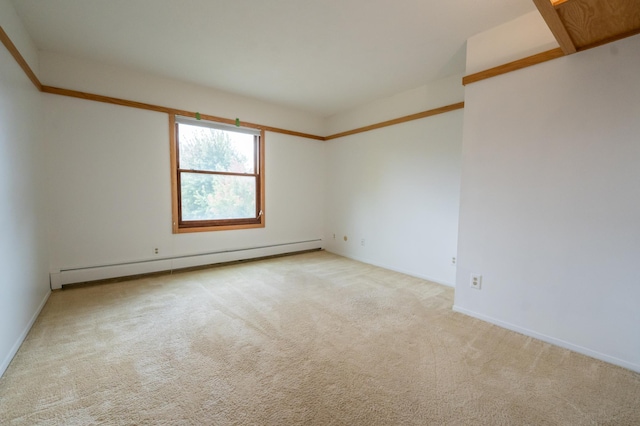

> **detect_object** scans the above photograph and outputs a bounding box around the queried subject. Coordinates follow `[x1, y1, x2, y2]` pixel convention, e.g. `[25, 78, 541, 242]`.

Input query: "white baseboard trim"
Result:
[50, 240, 323, 289]
[0, 289, 51, 378]
[325, 249, 455, 288]
[452, 305, 640, 374]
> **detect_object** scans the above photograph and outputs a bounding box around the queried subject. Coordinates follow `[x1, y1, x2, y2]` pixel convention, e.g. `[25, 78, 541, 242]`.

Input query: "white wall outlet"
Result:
[451, 257, 456, 265]
[360, 238, 365, 246]
[470, 274, 482, 290]
[154, 247, 159, 255]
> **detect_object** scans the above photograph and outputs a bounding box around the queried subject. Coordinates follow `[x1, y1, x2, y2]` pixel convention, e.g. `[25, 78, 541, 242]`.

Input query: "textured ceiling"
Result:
[11, 0, 536, 116]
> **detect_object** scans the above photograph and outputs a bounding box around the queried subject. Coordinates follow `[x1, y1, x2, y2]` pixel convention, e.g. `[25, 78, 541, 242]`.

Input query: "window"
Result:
[170, 114, 265, 233]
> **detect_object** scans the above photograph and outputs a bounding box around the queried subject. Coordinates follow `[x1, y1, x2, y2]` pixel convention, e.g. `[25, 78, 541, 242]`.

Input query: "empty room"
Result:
[1, 0, 639, 424]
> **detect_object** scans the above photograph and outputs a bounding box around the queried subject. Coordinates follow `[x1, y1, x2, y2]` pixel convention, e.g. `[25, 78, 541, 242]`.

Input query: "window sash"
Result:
[177, 171, 260, 223]
[175, 115, 261, 136]
[170, 114, 265, 233]
[176, 122, 259, 175]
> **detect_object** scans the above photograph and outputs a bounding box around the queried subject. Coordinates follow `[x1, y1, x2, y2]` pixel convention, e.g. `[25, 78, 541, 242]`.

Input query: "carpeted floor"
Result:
[1, 251, 639, 425]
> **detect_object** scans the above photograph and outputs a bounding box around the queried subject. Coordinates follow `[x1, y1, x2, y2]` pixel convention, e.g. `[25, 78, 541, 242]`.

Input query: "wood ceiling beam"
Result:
[533, 0, 577, 54]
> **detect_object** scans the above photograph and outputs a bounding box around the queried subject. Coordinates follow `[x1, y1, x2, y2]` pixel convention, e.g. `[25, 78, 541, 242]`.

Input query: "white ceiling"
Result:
[11, 0, 536, 117]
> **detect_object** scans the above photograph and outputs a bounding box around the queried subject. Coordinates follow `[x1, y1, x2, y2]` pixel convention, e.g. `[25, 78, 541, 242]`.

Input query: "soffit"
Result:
[10, 0, 536, 117]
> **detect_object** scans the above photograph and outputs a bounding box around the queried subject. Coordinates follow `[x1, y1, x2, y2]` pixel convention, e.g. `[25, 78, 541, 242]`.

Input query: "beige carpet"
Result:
[1, 251, 639, 425]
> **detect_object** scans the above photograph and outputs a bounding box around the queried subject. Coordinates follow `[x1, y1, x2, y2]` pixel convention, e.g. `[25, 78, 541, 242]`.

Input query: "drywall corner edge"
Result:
[326, 250, 455, 288]
[0, 289, 50, 378]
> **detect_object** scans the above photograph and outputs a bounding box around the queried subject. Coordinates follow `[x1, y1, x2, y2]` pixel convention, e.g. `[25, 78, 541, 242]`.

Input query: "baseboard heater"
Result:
[50, 239, 323, 289]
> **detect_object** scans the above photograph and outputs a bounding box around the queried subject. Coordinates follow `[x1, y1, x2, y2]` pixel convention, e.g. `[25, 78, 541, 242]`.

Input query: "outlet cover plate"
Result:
[470, 274, 482, 290]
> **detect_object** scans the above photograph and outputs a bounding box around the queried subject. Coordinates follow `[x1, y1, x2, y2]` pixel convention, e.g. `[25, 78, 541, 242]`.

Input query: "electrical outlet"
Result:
[470, 274, 482, 290]
[154, 248, 159, 255]
[360, 238, 365, 246]
[451, 257, 456, 265]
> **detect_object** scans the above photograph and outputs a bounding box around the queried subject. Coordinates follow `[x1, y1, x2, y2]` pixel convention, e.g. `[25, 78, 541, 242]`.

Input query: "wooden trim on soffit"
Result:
[2, 23, 464, 141]
[462, 48, 565, 86]
[40, 86, 324, 141]
[0, 24, 325, 141]
[0, 26, 42, 90]
[4, 8, 640, 138]
[324, 102, 465, 140]
[465, 0, 640, 86]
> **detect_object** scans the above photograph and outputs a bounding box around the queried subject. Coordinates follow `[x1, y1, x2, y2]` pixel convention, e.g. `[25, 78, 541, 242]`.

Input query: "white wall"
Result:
[8, 0, 636, 383]
[0, 0, 50, 376]
[455, 33, 640, 372]
[44, 94, 326, 286]
[39, 51, 325, 137]
[0, 0, 38, 72]
[324, 76, 464, 286]
[465, 10, 557, 75]
[325, 73, 464, 136]
[38, 51, 326, 287]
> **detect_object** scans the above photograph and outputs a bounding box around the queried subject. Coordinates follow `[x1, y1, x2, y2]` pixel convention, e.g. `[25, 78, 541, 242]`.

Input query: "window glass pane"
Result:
[180, 172, 256, 221]
[178, 123, 255, 174]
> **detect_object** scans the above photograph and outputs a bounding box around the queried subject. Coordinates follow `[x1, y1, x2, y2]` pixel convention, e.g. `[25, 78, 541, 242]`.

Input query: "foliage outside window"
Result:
[170, 115, 265, 233]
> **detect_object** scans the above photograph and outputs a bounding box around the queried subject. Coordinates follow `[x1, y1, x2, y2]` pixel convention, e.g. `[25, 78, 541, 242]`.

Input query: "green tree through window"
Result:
[171, 115, 264, 232]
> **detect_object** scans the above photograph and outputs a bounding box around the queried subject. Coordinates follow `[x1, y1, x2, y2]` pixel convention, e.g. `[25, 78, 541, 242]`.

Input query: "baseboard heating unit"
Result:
[49, 239, 323, 289]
